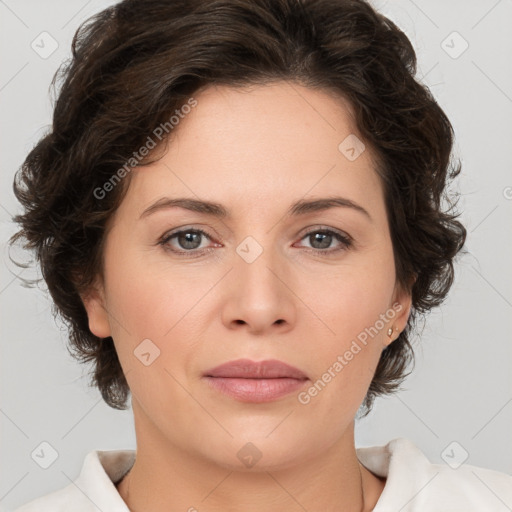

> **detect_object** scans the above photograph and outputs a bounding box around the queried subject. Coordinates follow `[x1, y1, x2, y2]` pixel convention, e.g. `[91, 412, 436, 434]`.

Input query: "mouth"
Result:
[202, 359, 309, 403]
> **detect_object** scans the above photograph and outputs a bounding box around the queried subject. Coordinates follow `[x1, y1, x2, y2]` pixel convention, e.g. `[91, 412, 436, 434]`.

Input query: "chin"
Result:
[198, 432, 318, 473]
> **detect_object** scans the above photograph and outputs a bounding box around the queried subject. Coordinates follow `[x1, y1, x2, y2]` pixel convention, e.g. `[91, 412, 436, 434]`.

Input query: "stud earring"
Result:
[387, 327, 394, 337]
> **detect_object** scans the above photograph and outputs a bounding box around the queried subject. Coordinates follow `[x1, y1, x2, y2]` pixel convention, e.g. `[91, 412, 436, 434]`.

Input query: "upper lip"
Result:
[204, 359, 308, 379]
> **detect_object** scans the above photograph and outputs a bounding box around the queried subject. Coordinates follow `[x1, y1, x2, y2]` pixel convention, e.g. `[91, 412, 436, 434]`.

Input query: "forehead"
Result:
[118, 81, 385, 222]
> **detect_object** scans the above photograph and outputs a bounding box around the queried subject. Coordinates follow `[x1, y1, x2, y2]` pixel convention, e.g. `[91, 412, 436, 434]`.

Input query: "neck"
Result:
[116, 403, 385, 512]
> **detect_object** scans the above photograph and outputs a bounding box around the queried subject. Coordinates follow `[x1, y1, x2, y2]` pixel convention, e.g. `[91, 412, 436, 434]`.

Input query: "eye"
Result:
[159, 228, 216, 254]
[296, 228, 352, 254]
[158, 226, 353, 256]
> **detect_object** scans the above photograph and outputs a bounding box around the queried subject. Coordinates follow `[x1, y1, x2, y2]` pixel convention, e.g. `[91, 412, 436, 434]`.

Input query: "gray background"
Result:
[1, 0, 511, 510]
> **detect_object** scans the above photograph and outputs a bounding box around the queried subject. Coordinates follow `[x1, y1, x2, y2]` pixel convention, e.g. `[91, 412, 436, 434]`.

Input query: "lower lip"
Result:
[204, 377, 308, 402]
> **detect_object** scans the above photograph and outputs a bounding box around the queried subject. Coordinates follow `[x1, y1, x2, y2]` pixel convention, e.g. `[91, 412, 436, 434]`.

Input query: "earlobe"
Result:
[80, 283, 111, 339]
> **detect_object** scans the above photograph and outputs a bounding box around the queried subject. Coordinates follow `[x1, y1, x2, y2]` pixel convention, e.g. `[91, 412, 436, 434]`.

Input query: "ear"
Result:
[385, 275, 415, 346]
[80, 276, 111, 339]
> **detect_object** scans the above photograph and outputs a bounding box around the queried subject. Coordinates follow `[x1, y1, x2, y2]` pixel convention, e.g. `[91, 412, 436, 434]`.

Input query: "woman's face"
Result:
[84, 81, 411, 470]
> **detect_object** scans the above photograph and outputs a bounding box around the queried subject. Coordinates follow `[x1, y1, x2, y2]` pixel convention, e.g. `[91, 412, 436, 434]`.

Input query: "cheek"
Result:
[296, 286, 389, 429]
[99, 240, 190, 362]
[105, 266, 171, 339]
[101, 240, 222, 391]
[299, 256, 395, 400]
[308, 257, 396, 344]
[102, 234, 203, 333]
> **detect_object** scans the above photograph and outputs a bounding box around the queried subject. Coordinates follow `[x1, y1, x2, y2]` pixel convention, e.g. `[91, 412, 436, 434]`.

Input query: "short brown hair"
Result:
[10, 0, 466, 414]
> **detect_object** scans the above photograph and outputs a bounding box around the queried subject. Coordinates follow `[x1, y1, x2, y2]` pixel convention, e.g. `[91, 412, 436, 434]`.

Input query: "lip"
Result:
[203, 359, 309, 403]
[204, 359, 308, 379]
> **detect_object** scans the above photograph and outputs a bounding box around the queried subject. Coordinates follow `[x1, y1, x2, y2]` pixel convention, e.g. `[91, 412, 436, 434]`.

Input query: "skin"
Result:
[82, 81, 412, 512]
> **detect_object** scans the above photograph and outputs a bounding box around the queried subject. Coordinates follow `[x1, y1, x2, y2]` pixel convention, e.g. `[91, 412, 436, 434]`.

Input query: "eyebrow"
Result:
[139, 196, 372, 221]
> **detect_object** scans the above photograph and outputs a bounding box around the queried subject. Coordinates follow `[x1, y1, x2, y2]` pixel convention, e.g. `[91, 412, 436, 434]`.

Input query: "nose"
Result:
[220, 241, 296, 335]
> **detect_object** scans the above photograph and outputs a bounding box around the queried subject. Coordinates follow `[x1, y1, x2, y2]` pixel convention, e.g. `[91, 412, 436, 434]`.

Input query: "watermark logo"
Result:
[441, 31, 469, 60]
[441, 441, 469, 469]
[31, 441, 59, 469]
[237, 442, 262, 468]
[134, 338, 161, 366]
[31, 31, 59, 59]
[236, 236, 264, 264]
[338, 134, 366, 161]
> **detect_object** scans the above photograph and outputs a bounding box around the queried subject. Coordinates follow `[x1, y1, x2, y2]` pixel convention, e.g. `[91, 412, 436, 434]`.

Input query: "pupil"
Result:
[312, 232, 331, 249]
[179, 232, 201, 249]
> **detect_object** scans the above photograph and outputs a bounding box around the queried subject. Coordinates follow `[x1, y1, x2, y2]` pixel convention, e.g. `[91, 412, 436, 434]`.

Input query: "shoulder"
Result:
[358, 438, 512, 511]
[13, 449, 135, 512]
[427, 459, 512, 510]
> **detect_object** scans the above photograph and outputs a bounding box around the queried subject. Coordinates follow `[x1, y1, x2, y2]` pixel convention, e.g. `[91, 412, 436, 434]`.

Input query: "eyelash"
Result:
[158, 226, 353, 257]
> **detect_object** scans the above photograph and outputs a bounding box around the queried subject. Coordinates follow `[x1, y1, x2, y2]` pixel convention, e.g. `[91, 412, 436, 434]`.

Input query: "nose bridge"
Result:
[234, 233, 284, 299]
[221, 231, 296, 332]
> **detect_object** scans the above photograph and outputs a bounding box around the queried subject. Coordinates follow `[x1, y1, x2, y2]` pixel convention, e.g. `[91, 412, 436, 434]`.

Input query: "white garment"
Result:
[14, 438, 512, 511]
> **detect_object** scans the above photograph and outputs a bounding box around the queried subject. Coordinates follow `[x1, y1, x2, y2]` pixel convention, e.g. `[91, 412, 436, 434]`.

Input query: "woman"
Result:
[10, 0, 512, 510]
